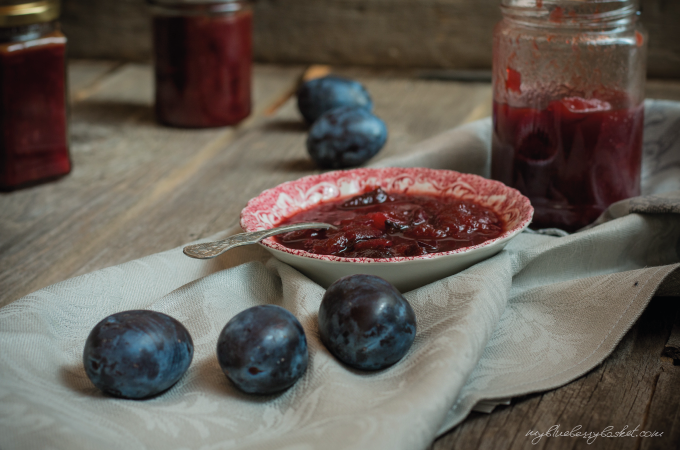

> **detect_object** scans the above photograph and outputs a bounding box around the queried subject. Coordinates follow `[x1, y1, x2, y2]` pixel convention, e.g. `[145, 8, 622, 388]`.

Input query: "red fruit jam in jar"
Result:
[276, 188, 505, 259]
[0, 2, 70, 191]
[492, 95, 644, 230]
[492, 1, 647, 231]
[150, 0, 252, 128]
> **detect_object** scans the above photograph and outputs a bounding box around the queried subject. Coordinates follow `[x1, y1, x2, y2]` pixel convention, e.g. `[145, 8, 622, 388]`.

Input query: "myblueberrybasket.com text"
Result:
[526, 424, 663, 445]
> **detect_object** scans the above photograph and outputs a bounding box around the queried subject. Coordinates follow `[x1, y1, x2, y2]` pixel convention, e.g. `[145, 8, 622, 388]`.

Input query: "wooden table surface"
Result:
[1, 61, 680, 449]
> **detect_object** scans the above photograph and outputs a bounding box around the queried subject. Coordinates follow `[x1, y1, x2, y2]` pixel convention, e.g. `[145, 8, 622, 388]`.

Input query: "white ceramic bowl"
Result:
[241, 167, 533, 292]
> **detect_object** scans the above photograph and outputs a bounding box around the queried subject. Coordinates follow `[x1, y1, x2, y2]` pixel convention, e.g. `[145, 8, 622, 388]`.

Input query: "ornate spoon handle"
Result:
[183, 222, 336, 259]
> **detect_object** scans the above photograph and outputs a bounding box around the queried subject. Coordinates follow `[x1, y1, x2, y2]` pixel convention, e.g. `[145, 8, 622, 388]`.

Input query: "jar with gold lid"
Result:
[0, 0, 70, 190]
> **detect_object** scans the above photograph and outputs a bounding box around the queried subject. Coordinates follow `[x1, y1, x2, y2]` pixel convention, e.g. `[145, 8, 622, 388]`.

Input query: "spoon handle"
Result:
[183, 222, 336, 259]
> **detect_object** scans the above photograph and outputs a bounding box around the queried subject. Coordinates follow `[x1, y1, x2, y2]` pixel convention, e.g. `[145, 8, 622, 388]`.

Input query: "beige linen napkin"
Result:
[1, 100, 679, 450]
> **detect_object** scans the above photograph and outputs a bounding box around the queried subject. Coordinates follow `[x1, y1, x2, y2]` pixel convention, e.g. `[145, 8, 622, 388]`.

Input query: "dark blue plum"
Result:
[318, 274, 416, 371]
[307, 106, 388, 169]
[216, 305, 308, 395]
[297, 75, 373, 124]
[83, 310, 194, 399]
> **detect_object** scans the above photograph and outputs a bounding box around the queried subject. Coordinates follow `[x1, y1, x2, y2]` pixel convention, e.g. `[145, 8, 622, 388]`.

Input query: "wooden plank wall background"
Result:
[62, 0, 680, 78]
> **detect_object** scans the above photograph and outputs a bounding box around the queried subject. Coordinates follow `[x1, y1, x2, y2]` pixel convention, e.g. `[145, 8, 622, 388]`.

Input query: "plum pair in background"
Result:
[297, 76, 388, 169]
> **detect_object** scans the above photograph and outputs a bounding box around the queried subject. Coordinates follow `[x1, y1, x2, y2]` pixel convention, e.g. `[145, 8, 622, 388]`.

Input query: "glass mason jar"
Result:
[149, 0, 252, 128]
[491, 0, 647, 231]
[0, 0, 70, 191]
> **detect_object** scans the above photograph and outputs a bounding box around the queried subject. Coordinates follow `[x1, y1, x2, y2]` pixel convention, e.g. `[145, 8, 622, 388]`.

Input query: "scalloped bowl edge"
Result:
[240, 167, 533, 292]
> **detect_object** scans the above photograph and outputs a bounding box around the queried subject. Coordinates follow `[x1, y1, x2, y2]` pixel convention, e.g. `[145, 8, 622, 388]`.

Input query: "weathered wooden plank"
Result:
[661, 307, 680, 365]
[95, 68, 494, 266]
[641, 306, 680, 450]
[0, 63, 491, 306]
[60, 0, 680, 78]
[433, 297, 680, 450]
[67, 59, 122, 101]
[0, 63, 306, 307]
[647, 79, 680, 102]
[62, 0, 149, 62]
[641, 0, 680, 79]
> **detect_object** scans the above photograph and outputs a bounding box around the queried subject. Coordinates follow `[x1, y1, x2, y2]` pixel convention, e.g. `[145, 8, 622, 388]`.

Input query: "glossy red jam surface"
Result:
[0, 31, 70, 190]
[492, 95, 644, 231]
[153, 10, 252, 128]
[276, 188, 505, 259]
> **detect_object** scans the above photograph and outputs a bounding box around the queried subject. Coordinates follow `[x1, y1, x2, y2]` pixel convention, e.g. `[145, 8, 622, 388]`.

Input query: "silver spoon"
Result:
[183, 222, 337, 259]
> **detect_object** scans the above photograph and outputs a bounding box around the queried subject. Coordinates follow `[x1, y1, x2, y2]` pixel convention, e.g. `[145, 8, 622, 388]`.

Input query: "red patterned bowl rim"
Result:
[240, 167, 533, 263]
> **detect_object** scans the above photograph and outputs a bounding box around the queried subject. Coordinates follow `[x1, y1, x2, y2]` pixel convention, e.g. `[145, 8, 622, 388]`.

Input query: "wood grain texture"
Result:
[661, 308, 680, 363]
[647, 79, 680, 103]
[0, 63, 491, 307]
[67, 60, 122, 101]
[60, 0, 680, 78]
[0, 63, 305, 307]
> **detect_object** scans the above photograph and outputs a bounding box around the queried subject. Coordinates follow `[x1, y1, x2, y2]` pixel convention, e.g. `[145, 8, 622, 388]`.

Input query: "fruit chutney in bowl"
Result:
[240, 168, 533, 292]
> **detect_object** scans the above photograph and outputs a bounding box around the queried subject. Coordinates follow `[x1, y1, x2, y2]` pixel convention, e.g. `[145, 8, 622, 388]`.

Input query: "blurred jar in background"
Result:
[149, 0, 252, 128]
[0, 0, 70, 191]
[491, 0, 647, 231]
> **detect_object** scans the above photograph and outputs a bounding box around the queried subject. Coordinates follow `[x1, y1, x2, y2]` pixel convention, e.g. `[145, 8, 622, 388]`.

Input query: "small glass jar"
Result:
[0, 0, 70, 191]
[491, 0, 647, 231]
[149, 0, 252, 128]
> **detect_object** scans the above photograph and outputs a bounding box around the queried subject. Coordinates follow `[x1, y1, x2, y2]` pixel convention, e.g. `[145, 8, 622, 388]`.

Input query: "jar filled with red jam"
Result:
[149, 0, 252, 128]
[0, 0, 70, 191]
[491, 0, 647, 231]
